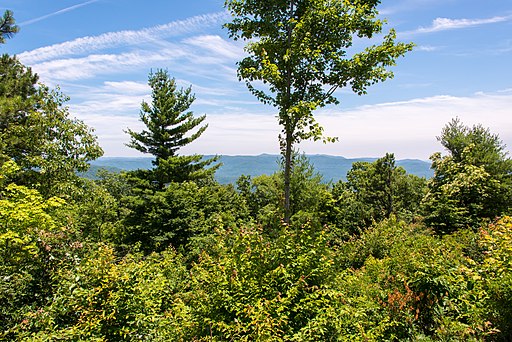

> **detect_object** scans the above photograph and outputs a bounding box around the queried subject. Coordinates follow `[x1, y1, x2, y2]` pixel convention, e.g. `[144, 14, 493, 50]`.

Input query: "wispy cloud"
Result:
[69, 81, 152, 115]
[18, 11, 230, 64]
[102, 81, 150, 95]
[30, 47, 187, 81]
[19, 0, 101, 26]
[184, 35, 244, 59]
[409, 15, 512, 35]
[416, 45, 439, 52]
[26, 34, 243, 83]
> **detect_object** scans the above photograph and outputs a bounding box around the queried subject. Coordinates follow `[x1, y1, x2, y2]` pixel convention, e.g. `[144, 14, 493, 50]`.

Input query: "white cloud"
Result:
[19, 0, 100, 26]
[78, 113, 145, 156]
[299, 92, 512, 159]
[412, 15, 512, 34]
[184, 82, 245, 97]
[29, 47, 187, 81]
[416, 45, 439, 52]
[194, 98, 261, 107]
[102, 81, 150, 95]
[184, 35, 244, 59]
[74, 90, 512, 159]
[24, 33, 243, 83]
[67, 81, 151, 119]
[18, 11, 230, 64]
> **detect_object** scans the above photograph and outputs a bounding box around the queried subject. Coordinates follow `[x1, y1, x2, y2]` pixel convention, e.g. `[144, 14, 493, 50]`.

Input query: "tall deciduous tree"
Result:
[0, 10, 18, 44]
[126, 69, 218, 185]
[224, 0, 413, 222]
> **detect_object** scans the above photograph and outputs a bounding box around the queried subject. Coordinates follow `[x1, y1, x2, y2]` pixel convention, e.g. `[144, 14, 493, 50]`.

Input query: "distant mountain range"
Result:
[84, 154, 433, 184]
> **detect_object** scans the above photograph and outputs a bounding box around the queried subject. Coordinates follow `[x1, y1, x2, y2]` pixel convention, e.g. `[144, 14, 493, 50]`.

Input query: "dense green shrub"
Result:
[118, 180, 249, 254]
[14, 246, 190, 341]
[479, 217, 512, 339]
[328, 154, 426, 239]
[237, 154, 331, 232]
[0, 162, 88, 339]
[336, 217, 496, 340]
[182, 222, 341, 341]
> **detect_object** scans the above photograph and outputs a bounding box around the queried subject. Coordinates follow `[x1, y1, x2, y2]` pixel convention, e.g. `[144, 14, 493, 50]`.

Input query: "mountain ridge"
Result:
[85, 154, 433, 184]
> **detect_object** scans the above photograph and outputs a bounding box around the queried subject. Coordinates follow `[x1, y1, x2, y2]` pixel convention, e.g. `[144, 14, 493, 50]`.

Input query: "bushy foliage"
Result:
[182, 223, 339, 341]
[14, 246, 190, 341]
[0, 55, 103, 196]
[117, 178, 249, 254]
[478, 217, 512, 339]
[237, 153, 331, 231]
[328, 153, 426, 238]
[423, 119, 512, 233]
[0, 162, 88, 339]
[335, 217, 497, 340]
[64, 177, 122, 242]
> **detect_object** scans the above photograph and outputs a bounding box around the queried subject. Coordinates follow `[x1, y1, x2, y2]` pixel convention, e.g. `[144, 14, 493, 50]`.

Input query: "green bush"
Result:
[14, 245, 190, 341]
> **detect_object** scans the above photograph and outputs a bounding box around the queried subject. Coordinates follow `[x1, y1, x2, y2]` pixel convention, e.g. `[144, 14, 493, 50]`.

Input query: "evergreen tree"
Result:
[126, 69, 218, 185]
[0, 10, 18, 44]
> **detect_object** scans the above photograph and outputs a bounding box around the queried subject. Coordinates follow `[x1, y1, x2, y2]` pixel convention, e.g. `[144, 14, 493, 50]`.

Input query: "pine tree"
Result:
[0, 10, 19, 44]
[126, 69, 218, 184]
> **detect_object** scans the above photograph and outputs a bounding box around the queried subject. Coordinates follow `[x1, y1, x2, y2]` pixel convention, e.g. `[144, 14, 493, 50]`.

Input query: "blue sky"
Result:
[1, 0, 511, 160]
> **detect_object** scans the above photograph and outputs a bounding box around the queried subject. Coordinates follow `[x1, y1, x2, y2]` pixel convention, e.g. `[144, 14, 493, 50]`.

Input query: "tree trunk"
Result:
[283, 130, 293, 224]
[283, 0, 295, 225]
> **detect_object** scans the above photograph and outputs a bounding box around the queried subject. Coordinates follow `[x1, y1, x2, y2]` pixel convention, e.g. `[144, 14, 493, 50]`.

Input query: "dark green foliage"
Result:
[61, 177, 122, 242]
[126, 69, 218, 185]
[328, 153, 427, 237]
[423, 119, 512, 233]
[0, 10, 18, 44]
[118, 179, 249, 254]
[0, 54, 39, 164]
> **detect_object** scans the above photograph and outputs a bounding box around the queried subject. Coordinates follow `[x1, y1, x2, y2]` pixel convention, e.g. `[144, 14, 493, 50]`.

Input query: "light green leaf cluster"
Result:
[0, 55, 103, 196]
[17, 246, 190, 341]
[423, 119, 512, 233]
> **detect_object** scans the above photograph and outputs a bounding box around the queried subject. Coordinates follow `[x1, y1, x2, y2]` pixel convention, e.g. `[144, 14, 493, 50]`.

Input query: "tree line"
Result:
[1, 3, 512, 341]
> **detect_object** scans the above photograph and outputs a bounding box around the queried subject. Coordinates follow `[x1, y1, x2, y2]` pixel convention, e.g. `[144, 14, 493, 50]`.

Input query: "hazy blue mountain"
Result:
[85, 155, 433, 184]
